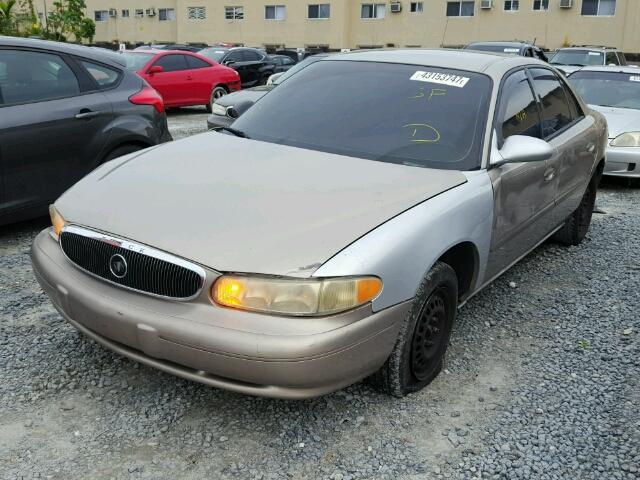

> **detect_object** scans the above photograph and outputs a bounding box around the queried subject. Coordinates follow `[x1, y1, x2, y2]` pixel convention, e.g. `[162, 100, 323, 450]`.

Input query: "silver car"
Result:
[32, 50, 607, 399]
[569, 66, 640, 180]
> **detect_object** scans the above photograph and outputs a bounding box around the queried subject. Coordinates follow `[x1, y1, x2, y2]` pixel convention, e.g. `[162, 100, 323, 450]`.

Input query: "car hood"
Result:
[215, 87, 271, 108]
[55, 134, 466, 277]
[589, 104, 640, 139]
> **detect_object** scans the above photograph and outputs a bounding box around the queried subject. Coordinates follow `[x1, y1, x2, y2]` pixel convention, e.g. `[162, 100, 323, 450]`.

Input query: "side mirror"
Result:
[148, 65, 164, 75]
[491, 135, 554, 167]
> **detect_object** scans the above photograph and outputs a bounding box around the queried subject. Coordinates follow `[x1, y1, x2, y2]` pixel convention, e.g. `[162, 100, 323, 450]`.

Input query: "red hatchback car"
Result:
[122, 50, 241, 112]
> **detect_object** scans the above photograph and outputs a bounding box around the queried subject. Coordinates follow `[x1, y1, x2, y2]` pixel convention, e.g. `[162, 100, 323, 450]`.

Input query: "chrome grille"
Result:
[59, 226, 205, 300]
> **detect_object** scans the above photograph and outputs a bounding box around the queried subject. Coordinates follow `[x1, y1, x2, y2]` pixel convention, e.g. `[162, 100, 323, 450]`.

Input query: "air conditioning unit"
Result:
[559, 0, 573, 8]
[109, 8, 117, 17]
[480, 0, 493, 8]
[390, 2, 402, 13]
[146, 8, 156, 17]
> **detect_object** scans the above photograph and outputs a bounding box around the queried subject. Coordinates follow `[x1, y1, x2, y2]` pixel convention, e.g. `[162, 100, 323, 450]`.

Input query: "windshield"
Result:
[467, 44, 521, 54]
[569, 71, 640, 109]
[233, 61, 491, 170]
[271, 55, 325, 85]
[551, 50, 604, 67]
[199, 48, 228, 63]
[122, 52, 155, 71]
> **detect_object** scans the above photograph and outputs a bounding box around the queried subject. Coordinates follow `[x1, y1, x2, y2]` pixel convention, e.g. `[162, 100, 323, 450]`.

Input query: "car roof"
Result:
[467, 41, 530, 48]
[330, 48, 546, 78]
[571, 66, 640, 75]
[0, 35, 126, 68]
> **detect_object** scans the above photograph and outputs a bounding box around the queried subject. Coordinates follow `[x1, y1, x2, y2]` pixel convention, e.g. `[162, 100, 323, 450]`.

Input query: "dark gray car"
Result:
[0, 37, 172, 225]
[465, 41, 548, 62]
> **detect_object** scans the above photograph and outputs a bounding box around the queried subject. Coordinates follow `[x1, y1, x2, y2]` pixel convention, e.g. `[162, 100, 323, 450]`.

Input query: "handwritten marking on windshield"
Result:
[403, 123, 441, 143]
[409, 88, 448, 101]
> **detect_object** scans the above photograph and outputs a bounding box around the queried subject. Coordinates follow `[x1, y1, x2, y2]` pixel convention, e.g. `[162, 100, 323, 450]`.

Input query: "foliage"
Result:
[0, 0, 18, 34]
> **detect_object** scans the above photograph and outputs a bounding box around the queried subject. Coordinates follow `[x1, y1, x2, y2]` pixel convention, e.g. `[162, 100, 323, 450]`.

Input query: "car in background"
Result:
[464, 41, 548, 62]
[34, 50, 606, 399]
[134, 44, 206, 53]
[550, 46, 627, 75]
[198, 47, 275, 88]
[569, 66, 640, 181]
[121, 50, 241, 113]
[206, 54, 330, 130]
[0, 36, 171, 226]
[269, 54, 297, 73]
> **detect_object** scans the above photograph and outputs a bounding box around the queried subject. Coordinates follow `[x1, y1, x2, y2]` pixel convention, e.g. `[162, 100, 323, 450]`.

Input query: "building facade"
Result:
[32, 0, 640, 51]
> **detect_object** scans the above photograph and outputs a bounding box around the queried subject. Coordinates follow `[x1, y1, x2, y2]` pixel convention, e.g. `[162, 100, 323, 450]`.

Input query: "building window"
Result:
[121, 9, 130, 18]
[532, 0, 548, 10]
[225, 6, 244, 19]
[135, 9, 144, 18]
[446, 1, 475, 16]
[361, 3, 386, 19]
[94, 10, 109, 22]
[581, 0, 616, 16]
[308, 4, 330, 19]
[188, 6, 206, 20]
[504, 0, 519, 11]
[265, 5, 286, 20]
[410, 2, 424, 12]
[158, 8, 176, 21]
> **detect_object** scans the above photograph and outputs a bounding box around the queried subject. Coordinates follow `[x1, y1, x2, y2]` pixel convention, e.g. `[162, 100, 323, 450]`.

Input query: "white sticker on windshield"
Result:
[504, 48, 520, 53]
[630, 75, 640, 82]
[410, 71, 470, 88]
[588, 52, 601, 56]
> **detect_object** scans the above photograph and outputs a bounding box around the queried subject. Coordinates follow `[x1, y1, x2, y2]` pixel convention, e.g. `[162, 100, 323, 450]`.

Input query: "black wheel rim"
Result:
[411, 289, 448, 381]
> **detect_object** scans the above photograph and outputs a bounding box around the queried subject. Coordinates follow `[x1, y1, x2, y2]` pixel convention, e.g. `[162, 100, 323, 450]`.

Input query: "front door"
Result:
[147, 54, 193, 106]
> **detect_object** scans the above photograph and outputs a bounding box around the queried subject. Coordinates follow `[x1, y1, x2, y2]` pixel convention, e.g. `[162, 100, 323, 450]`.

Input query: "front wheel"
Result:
[551, 171, 600, 246]
[369, 261, 458, 397]
[206, 86, 228, 113]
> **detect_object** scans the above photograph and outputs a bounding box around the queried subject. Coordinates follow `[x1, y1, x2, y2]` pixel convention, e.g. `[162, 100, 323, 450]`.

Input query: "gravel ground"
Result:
[1, 111, 638, 479]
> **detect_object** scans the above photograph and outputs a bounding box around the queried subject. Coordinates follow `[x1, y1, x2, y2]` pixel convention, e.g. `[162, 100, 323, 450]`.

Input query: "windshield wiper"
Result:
[213, 126, 250, 139]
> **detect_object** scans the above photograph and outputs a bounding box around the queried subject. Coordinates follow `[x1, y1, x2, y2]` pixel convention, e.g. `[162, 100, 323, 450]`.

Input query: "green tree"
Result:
[0, 0, 18, 34]
[45, 0, 95, 43]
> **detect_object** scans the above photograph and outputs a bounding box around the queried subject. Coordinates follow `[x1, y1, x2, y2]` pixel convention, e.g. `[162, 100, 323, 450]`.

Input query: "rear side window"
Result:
[226, 51, 244, 62]
[497, 70, 541, 142]
[242, 50, 263, 62]
[529, 68, 573, 138]
[0, 49, 80, 106]
[80, 60, 120, 88]
[185, 55, 210, 69]
[152, 54, 188, 72]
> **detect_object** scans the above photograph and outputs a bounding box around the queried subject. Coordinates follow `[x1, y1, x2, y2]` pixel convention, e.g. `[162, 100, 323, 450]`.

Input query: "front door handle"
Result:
[186, 75, 193, 80]
[544, 168, 556, 182]
[75, 110, 100, 120]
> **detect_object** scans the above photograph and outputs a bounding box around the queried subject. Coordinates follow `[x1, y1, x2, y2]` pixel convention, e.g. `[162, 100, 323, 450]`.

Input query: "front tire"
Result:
[551, 170, 600, 246]
[206, 86, 228, 113]
[369, 262, 458, 397]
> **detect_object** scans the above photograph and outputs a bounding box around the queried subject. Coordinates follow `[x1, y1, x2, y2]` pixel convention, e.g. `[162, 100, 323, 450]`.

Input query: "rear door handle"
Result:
[75, 110, 100, 120]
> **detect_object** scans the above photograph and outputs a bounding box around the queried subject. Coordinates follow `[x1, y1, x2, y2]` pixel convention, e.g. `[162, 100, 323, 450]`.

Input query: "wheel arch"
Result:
[435, 241, 480, 301]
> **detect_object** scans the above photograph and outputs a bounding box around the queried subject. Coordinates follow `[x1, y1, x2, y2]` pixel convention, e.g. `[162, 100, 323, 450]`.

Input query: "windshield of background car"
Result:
[271, 55, 324, 85]
[550, 50, 604, 67]
[467, 44, 521, 54]
[232, 61, 491, 170]
[569, 71, 640, 110]
[199, 48, 228, 63]
[122, 52, 155, 71]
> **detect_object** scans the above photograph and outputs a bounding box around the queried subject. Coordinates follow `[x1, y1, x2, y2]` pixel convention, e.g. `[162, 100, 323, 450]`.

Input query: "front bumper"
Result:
[31, 229, 408, 399]
[604, 145, 640, 178]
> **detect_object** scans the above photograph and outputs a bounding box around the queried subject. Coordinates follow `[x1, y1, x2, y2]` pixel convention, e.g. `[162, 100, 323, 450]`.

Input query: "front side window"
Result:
[446, 1, 475, 17]
[529, 68, 573, 138]
[411, 2, 424, 12]
[158, 8, 176, 21]
[80, 61, 120, 88]
[581, 0, 616, 16]
[533, 0, 549, 10]
[188, 6, 207, 20]
[497, 70, 541, 142]
[233, 61, 492, 170]
[550, 49, 604, 67]
[265, 5, 286, 20]
[0, 49, 80, 106]
[242, 50, 264, 62]
[361, 3, 386, 19]
[94, 10, 109, 21]
[225, 6, 244, 19]
[569, 71, 640, 110]
[308, 4, 331, 19]
[504, 1, 519, 11]
[152, 54, 189, 72]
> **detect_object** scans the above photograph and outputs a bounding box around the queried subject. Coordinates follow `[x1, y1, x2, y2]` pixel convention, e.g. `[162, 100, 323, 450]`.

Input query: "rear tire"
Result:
[103, 144, 144, 163]
[369, 262, 458, 397]
[551, 170, 601, 246]
[206, 86, 228, 113]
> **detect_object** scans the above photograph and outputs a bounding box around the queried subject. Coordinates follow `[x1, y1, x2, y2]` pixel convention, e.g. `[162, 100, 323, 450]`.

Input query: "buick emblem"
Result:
[109, 254, 128, 279]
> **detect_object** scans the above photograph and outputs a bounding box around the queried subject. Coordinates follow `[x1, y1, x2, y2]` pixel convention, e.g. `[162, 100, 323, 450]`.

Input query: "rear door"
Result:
[185, 55, 215, 104]
[0, 48, 113, 217]
[147, 54, 192, 106]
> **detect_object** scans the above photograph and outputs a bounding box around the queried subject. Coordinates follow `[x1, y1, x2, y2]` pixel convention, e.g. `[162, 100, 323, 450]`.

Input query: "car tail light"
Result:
[129, 86, 165, 113]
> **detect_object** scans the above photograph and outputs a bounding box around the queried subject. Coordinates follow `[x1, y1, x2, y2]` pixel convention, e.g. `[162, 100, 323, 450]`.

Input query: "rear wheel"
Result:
[551, 170, 600, 246]
[206, 86, 228, 113]
[369, 262, 458, 397]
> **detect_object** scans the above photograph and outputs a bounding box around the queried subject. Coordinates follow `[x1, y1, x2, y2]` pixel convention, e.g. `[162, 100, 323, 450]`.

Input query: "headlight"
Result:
[610, 131, 640, 147]
[211, 103, 228, 116]
[49, 205, 67, 239]
[212, 275, 383, 316]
